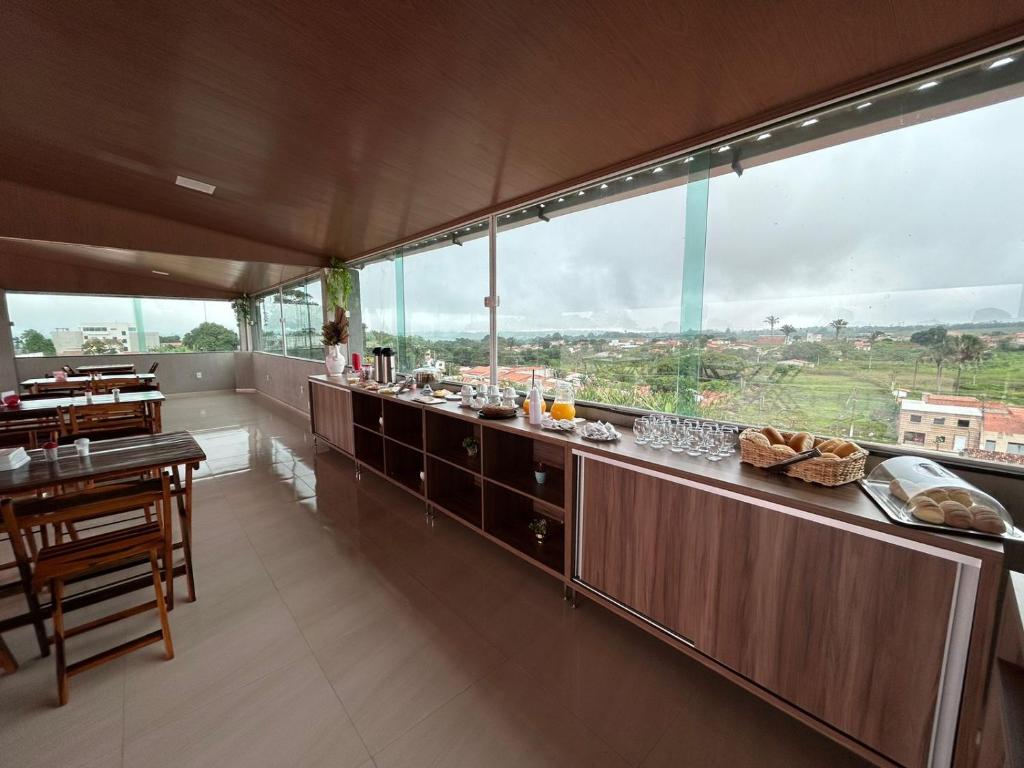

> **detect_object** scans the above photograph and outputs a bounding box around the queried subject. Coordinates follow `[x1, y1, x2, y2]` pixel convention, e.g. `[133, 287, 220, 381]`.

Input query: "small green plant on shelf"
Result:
[528, 517, 548, 542]
[462, 436, 479, 457]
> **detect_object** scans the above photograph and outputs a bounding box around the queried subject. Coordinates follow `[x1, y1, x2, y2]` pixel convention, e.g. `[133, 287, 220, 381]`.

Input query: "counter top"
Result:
[310, 374, 1004, 561]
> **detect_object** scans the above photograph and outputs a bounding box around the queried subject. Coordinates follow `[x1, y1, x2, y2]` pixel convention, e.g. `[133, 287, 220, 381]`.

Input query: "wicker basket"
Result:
[738, 428, 868, 486]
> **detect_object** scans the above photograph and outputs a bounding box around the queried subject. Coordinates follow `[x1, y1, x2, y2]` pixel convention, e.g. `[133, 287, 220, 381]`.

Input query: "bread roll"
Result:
[788, 431, 814, 452]
[762, 427, 785, 445]
[769, 444, 796, 458]
[911, 501, 944, 525]
[816, 438, 842, 454]
[889, 478, 917, 503]
[833, 441, 862, 458]
[969, 505, 1006, 534]
[947, 489, 973, 507]
[939, 500, 972, 529]
[921, 489, 950, 503]
[745, 432, 771, 448]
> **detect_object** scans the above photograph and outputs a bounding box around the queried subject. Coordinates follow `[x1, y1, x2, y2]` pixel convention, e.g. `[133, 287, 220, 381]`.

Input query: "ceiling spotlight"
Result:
[856, 102, 872, 109]
[917, 80, 939, 90]
[683, 156, 694, 163]
[756, 133, 771, 141]
[600, 183, 608, 189]
[716, 146, 730, 153]
[174, 175, 216, 194]
[538, 203, 545, 208]
[151, 270, 170, 276]
[577, 190, 585, 196]
[652, 166, 663, 173]
[988, 57, 1014, 69]
[801, 118, 819, 127]
[521, 209, 527, 213]
[625, 176, 633, 181]
[504, 214, 511, 219]
[558, 197, 565, 202]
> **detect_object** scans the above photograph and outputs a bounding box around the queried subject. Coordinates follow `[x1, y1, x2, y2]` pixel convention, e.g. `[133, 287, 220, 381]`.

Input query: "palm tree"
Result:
[930, 338, 958, 392]
[952, 334, 985, 393]
[779, 324, 797, 342]
[764, 315, 780, 333]
[829, 318, 848, 341]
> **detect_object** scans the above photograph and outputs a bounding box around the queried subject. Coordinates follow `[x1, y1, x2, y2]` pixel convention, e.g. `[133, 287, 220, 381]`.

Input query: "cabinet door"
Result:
[577, 459, 716, 643]
[311, 383, 353, 454]
[703, 502, 960, 768]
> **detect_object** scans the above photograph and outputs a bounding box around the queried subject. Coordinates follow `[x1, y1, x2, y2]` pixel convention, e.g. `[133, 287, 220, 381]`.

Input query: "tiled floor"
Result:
[1, 392, 870, 768]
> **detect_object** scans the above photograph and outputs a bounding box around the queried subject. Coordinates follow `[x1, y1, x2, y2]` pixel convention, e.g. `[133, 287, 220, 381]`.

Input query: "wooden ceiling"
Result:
[1, 1, 1023, 296]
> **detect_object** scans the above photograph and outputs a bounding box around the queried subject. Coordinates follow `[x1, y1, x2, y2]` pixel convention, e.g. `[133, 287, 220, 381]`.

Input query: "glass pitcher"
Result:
[549, 380, 576, 421]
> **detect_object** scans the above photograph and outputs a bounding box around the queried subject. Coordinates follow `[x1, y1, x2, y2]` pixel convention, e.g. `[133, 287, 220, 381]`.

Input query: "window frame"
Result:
[253, 272, 326, 362]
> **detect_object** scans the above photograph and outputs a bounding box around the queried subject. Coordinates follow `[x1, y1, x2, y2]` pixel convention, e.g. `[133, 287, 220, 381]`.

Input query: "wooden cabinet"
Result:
[310, 381, 353, 455]
[575, 454, 980, 768]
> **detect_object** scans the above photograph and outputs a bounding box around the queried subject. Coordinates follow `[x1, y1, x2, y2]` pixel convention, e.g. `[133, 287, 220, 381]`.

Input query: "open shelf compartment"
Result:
[354, 427, 385, 474]
[383, 398, 423, 449]
[352, 391, 383, 433]
[427, 456, 482, 528]
[483, 480, 564, 573]
[482, 427, 565, 510]
[425, 410, 481, 474]
[385, 439, 424, 496]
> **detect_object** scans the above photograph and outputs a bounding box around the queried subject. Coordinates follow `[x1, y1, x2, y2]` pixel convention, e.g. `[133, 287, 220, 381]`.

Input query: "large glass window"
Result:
[352, 45, 1024, 467]
[7, 293, 237, 355]
[253, 274, 325, 360]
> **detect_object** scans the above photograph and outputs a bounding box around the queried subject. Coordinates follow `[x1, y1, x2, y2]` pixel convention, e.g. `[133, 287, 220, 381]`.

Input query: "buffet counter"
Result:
[307, 374, 1009, 768]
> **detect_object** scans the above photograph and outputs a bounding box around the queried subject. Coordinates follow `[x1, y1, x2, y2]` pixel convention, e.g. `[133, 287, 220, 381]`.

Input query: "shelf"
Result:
[425, 411, 481, 474]
[481, 426, 565, 510]
[383, 398, 423, 449]
[427, 456, 482, 528]
[385, 439, 424, 496]
[352, 390, 383, 433]
[353, 427, 385, 474]
[483, 480, 564, 573]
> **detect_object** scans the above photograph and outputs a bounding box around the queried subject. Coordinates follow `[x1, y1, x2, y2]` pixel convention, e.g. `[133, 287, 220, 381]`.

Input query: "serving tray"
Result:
[859, 478, 1023, 542]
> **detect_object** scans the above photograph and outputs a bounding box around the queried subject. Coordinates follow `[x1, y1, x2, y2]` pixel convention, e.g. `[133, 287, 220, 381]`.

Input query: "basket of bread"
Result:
[739, 426, 867, 486]
[859, 456, 1020, 541]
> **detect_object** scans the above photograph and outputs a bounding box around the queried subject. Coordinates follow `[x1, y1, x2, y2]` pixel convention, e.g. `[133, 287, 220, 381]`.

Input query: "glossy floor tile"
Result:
[0, 391, 870, 767]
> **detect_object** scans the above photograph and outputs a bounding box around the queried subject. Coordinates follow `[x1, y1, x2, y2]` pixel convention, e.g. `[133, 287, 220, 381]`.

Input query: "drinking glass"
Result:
[720, 426, 739, 456]
[704, 430, 723, 461]
[669, 422, 686, 452]
[633, 417, 650, 445]
[649, 417, 666, 449]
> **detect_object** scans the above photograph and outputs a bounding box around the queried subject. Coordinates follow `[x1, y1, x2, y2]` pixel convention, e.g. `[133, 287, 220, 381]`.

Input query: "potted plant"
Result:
[534, 461, 547, 485]
[528, 517, 548, 542]
[462, 436, 479, 458]
[322, 258, 354, 375]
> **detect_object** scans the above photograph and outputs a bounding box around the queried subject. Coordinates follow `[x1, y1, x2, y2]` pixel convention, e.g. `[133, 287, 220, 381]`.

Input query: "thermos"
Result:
[375, 347, 395, 384]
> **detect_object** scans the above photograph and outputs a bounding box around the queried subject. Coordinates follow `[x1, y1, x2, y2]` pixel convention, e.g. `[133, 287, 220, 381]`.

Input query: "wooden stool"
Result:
[1, 475, 175, 705]
[0, 633, 16, 673]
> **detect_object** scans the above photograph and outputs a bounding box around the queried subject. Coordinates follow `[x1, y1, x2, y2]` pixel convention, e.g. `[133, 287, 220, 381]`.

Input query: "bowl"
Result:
[2, 395, 21, 408]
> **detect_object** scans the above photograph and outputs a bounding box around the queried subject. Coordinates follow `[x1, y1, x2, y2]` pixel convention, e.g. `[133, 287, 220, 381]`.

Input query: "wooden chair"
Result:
[0, 633, 16, 673]
[0, 410, 63, 449]
[148, 362, 159, 374]
[61, 365, 78, 376]
[1, 476, 175, 704]
[116, 383, 160, 393]
[65, 401, 154, 441]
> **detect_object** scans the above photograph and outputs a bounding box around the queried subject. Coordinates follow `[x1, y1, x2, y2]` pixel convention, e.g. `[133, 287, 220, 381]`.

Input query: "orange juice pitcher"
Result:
[549, 380, 576, 421]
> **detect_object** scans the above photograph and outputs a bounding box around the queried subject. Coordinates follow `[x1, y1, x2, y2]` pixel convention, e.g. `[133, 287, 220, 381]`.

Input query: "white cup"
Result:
[75, 438, 90, 456]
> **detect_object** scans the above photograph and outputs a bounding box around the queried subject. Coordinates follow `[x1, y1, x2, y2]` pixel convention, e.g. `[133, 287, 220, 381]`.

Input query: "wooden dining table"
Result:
[1, 390, 165, 432]
[0, 431, 206, 648]
[20, 373, 157, 394]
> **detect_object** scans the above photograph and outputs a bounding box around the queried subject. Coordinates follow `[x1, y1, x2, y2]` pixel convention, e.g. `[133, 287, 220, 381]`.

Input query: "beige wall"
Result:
[897, 409, 981, 452]
[15, 352, 236, 394]
[250, 352, 323, 414]
[981, 430, 1024, 453]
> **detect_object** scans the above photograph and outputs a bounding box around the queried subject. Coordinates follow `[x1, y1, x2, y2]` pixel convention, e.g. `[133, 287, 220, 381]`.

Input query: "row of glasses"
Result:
[633, 415, 738, 461]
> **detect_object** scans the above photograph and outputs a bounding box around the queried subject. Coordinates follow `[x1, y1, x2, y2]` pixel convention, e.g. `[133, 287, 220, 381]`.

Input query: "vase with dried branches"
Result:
[322, 259, 354, 375]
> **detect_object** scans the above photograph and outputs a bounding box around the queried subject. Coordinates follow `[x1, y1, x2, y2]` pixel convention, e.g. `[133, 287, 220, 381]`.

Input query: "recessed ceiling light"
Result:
[917, 80, 939, 90]
[856, 102, 872, 109]
[625, 176, 633, 181]
[174, 175, 216, 194]
[683, 156, 694, 163]
[558, 197, 565, 202]
[152, 270, 170, 276]
[577, 190, 585, 196]
[801, 118, 819, 127]
[756, 133, 771, 141]
[652, 166, 663, 173]
[716, 146, 730, 153]
[504, 214, 511, 219]
[600, 183, 609, 189]
[988, 57, 1014, 69]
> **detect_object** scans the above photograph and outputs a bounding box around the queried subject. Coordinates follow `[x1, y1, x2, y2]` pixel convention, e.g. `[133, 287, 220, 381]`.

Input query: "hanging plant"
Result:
[231, 295, 253, 325]
[324, 257, 353, 313]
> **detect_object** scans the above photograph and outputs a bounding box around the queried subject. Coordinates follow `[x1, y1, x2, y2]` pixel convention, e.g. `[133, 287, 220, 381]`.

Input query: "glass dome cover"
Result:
[863, 456, 1018, 540]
